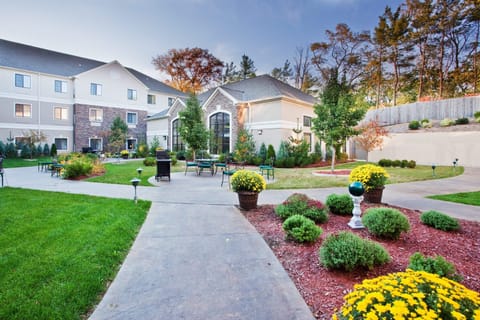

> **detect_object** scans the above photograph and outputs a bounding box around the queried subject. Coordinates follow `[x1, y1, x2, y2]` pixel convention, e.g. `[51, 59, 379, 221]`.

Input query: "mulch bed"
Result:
[241, 203, 480, 319]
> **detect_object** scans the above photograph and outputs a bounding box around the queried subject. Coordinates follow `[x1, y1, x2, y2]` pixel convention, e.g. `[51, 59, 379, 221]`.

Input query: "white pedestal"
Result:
[348, 195, 364, 229]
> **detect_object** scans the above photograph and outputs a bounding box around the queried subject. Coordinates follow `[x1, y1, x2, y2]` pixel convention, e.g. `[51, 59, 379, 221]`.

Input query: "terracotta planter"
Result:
[237, 191, 259, 210]
[364, 187, 384, 203]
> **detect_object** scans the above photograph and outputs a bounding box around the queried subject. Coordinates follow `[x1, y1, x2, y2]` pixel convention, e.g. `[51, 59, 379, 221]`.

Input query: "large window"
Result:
[54, 80, 67, 93]
[15, 104, 32, 118]
[89, 108, 103, 122]
[89, 138, 102, 152]
[15, 74, 31, 88]
[172, 119, 184, 152]
[54, 107, 68, 120]
[209, 112, 230, 154]
[127, 112, 137, 125]
[148, 94, 156, 104]
[127, 89, 137, 100]
[90, 83, 102, 96]
[54, 138, 68, 151]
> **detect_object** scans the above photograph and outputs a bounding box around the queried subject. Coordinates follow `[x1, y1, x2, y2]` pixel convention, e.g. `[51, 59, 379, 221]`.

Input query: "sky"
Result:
[0, 0, 404, 81]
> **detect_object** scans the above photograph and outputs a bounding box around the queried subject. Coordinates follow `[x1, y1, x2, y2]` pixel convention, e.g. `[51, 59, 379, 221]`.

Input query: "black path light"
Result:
[453, 158, 459, 173]
[432, 163, 436, 177]
[130, 178, 141, 203]
[137, 167, 143, 176]
[348, 181, 365, 229]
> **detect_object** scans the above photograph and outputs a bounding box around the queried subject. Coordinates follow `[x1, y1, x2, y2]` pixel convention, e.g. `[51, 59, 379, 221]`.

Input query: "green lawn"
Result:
[2, 156, 53, 168]
[86, 160, 184, 186]
[267, 162, 464, 189]
[0, 187, 151, 319]
[427, 191, 480, 206]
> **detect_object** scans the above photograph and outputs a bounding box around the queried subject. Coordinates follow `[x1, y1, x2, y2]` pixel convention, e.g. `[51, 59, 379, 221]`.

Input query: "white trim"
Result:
[0, 122, 73, 131]
[89, 137, 103, 151]
[201, 87, 237, 110]
[0, 92, 74, 104]
[74, 98, 148, 111]
[126, 111, 138, 125]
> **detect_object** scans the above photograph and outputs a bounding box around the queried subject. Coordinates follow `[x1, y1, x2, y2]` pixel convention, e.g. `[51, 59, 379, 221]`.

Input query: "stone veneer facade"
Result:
[74, 104, 147, 152]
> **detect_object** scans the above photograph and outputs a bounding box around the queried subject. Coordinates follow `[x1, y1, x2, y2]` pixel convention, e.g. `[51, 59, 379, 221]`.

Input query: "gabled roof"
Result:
[0, 38, 184, 96]
[220, 74, 317, 105]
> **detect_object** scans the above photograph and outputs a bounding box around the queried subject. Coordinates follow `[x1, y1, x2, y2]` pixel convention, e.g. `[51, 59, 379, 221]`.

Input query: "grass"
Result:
[427, 191, 480, 206]
[85, 160, 184, 186]
[266, 162, 464, 189]
[2, 156, 53, 168]
[0, 187, 151, 319]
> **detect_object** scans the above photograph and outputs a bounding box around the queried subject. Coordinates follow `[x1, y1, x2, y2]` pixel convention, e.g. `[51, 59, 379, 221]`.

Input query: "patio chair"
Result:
[185, 161, 198, 175]
[221, 162, 237, 188]
[259, 158, 275, 180]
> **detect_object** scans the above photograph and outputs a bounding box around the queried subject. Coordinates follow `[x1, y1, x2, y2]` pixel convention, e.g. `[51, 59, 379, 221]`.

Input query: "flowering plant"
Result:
[349, 164, 389, 192]
[120, 149, 130, 156]
[231, 170, 266, 193]
[333, 269, 480, 320]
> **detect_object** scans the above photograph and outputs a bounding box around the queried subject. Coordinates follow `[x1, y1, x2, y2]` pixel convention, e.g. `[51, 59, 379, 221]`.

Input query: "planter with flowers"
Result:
[231, 170, 267, 210]
[349, 164, 389, 203]
[120, 150, 130, 159]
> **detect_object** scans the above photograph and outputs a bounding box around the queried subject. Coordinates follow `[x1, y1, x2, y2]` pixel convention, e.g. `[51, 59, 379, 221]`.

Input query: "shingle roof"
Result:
[147, 108, 170, 120]
[220, 74, 317, 104]
[0, 39, 183, 96]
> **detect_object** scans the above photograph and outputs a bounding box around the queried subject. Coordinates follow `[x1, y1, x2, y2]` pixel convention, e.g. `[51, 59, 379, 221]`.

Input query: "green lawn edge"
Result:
[427, 191, 480, 206]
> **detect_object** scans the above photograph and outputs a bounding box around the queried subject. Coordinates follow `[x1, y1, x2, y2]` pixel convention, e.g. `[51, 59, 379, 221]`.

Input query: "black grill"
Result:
[156, 151, 171, 181]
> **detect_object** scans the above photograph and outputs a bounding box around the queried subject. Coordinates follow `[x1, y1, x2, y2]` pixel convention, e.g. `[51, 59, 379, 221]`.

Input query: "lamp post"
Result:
[137, 167, 143, 177]
[453, 158, 458, 173]
[348, 181, 365, 229]
[130, 178, 140, 204]
[431, 164, 436, 177]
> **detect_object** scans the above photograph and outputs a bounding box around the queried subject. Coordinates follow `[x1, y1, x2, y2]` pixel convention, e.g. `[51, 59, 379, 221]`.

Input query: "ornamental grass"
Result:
[333, 269, 480, 320]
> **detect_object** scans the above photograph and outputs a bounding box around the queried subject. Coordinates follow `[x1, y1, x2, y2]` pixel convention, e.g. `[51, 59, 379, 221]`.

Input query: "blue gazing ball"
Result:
[349, 181, 365, 197]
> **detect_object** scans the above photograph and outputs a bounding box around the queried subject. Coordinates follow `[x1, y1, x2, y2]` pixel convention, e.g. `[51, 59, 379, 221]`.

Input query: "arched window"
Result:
[172, 119, 184, 152]
[209, 112, 230, 154]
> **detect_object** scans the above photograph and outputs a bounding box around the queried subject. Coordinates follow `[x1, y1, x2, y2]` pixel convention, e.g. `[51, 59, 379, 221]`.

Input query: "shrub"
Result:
[333, 270, 480, 320]
[421, 118, 432, 128]
[440, 118, 455, 127]
[266, 144, 276, 162]
[275, 193, 328, 223]
[136, 143, 149, 158]
[326, 194, 353, 216]
[362, 207, 410, 239]
[420, 210, 460, 231]
[408, 120, 420, 130]
[455, 117, 469, 125]
[474, 111, 480, 119]
[392, 159, 401, 167]
[143, 157, 156, 166]
[408, 252, 463, 282]
[63, 157, 93, 178]
[407, 160, 416, 168]
[319, 231, 390, 271]
[282, 215, 322, 243]
[20, 144, 31, 158]
[169, 153, 178, 166]
[400, 159, 409, 168]
[378, 159, 392, 167]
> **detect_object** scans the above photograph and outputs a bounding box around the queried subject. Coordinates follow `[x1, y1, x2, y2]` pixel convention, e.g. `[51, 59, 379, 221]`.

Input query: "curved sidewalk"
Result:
[2, 166, 479, 319]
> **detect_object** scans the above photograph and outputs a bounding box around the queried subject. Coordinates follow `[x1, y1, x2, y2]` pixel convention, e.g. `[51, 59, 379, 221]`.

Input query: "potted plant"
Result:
[231, 170, 267, 210]
[349, 164, 389, 203]
[120, 149, 129, 159]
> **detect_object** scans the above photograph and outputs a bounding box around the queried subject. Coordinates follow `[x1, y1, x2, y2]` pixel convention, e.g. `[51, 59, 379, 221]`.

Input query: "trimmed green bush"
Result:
[474, 111, 480, 119]
[408, 120, 420, 130]
[275, 193, 328, 223]
[326, 194, 353, 216]
[455, 117, 469, 125]
[400, 159, 409, 168]
[362, 207, 410, 239]
[63, 158, 93, 178]
[319, 231, 390, 271]
[420, 119, 432, 128]
[392, 159, 401, 167]
[440, 118, 455, 127]
[143, 157, 156, 166]
[408, 252, 463, 282]
[378, 159, 391, 167]
[407, 160, 416, 168]
[282, 215, 322, 243]
[420, 210, 460, 231]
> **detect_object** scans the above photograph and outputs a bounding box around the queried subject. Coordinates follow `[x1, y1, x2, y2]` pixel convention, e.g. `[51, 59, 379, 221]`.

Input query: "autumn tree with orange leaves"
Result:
[152, 47, 223, 94]
[354, 120, 389, 161]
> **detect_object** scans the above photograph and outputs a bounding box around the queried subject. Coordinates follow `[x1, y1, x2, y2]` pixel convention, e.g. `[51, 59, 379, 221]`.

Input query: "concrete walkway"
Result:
[2, 165, 479, 319]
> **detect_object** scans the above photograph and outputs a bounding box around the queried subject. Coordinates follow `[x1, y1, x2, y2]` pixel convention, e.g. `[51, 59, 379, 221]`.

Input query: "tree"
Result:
[222, 61, 238, 84]
[178, 94, 209, 160]
[312, 69, 367, 172]
[293, 46, 316, 93]
[109, 116, 128, 153]
[238, 54, 257, 80]
[22, 129, 46, 159]
[354, 120, 389, 161]
[271, 60, 292, 83]
[234, 128, 256, 163]
[152, 47, 224, 93]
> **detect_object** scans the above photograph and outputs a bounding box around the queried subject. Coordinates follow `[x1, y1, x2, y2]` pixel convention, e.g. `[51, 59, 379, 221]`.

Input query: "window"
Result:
[127, 112, 137, 125]
[172, 119, 184, 152]
[168, 97, 175, 107]
[209, 112, 230, 154]
[89, 108, 103, 122]
[15, 104, 32, 118]
[54, 107, 68, 120]
[54, 138, 68, 151]
[127, 89, 137, 100]
[90, 83, 102, 96]
[15, 74, 31, 88]
[89, 138, 102, 151]
[127, 138, 137, 150]
[148, 94, 156, 104]
[304, 133, 312, 151]
[303, 116, 312, 127]
[54, 80, 67, 93]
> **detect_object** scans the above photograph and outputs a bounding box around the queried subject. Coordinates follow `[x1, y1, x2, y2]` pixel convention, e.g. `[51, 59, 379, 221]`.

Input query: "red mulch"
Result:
[241, 203, 480, 320]
[313, 170, 351, 176]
